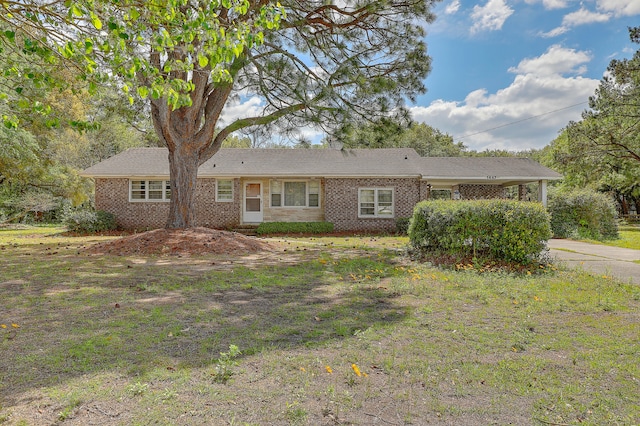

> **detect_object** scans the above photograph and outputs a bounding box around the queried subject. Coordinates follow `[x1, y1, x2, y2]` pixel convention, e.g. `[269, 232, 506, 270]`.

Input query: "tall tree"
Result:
[1, 0, 437, 228]
[333, 117, 466, 157]
[566, 26, 640, 166]
[544, 27, 640, 214]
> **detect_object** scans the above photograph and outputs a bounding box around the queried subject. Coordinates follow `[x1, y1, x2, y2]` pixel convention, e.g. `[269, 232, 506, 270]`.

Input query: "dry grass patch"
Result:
[1, 227, 639, 425]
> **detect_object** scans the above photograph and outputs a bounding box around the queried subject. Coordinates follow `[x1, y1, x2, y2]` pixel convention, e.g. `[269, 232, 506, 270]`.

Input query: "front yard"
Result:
[1, 227, 638, 425]
[579, 225, 640, 250]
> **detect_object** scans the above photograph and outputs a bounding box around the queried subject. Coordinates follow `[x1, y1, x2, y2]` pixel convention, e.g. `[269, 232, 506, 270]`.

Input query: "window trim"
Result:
[215, 179, 234, 202]
[129, 179, 171, 202]
[270, 179, 320, 208]
[358, 187, 395, 218]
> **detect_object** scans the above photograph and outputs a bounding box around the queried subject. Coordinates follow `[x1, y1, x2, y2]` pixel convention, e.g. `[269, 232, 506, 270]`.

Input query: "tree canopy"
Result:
[541, 27, 640, 214]
[1, 0, 438, 228]
[331, 116, 466, 157]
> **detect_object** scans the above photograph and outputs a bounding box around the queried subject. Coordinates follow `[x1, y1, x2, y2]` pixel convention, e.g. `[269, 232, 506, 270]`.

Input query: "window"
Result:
[285, 181, 306, 206]
[216, 179, 233, 202]
[270, 180, 282, 207]
[270, 180, 320, 208]
[359, 188, 394, 218]
[308, 180, 320, 207]
[129, 180, 171, 201]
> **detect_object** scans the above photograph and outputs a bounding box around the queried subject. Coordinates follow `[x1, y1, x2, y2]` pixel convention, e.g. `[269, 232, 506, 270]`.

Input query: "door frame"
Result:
[243, 181, 263, 223]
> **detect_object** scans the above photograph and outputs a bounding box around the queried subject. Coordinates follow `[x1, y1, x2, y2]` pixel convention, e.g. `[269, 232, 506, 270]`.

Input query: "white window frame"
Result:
[129, 179, 171, 202]
[270, 179, 320, 208]
[358, 188, 394, 218]
[216, 179, 234, 202]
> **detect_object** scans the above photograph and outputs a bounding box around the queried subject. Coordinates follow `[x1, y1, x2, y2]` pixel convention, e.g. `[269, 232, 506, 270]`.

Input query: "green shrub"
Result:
[255, 221, 334, 235]
[408, 199, 552, 265]
[395, 217, 411, 235]
[548, 188, 618, 240]
[65, 209, 117, 233]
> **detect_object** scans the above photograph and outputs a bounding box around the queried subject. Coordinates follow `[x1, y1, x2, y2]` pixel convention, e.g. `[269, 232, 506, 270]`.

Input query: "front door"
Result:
[243, 182, 263, 223]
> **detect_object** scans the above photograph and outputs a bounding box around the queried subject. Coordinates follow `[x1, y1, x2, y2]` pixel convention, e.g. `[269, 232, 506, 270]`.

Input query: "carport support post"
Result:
[518, 184, 526, 201]
[538, 180, 548, 208]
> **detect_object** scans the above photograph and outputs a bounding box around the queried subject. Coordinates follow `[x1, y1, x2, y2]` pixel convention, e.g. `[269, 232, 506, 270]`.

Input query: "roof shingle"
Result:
[81, 147, 562, 184]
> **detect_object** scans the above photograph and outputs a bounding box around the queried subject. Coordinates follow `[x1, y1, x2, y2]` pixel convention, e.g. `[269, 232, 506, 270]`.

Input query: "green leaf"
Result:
[90, 12, 102, 30]
[197, 54, 209, 68]
[151, 86, 162, 99]
[137, 86, 149, 98]
[3, 30, 15, 43]
[70, 4, 83, 17]
[129, 8, 140, 21]
[3, 115, 19, 129]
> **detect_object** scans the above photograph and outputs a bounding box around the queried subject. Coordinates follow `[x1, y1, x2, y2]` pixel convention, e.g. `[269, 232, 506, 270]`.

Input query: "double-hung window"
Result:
[358, 188, 394, 218]
[130, 180, 171, 201]
[270, 180, 320, 208]
[216, 179, 234, 202]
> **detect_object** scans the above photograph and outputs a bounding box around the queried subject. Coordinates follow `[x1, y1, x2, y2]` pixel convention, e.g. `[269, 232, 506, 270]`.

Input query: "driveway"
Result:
[547, 239, 640, 285]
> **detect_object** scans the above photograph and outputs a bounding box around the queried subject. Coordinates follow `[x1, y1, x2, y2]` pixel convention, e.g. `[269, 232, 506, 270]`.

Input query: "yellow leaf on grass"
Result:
[351, 363, 362, 377]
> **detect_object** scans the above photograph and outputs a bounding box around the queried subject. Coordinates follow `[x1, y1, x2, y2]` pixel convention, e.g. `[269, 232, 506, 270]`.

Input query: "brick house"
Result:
[81, 148, 561, 231]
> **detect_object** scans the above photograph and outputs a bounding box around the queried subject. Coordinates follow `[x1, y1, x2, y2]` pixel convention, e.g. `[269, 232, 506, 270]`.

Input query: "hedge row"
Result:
[408, 199, 551, 265]
[255, 221, 334, 235]
[64, 209, 117, 233]
[548, 188, 618, 240]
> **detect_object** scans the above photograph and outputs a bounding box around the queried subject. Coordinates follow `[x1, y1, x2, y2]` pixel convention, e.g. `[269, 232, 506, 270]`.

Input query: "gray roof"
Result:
[418, 157, 562, 187]
[81, 148, 422, 178]
[81, 147, 562, 184]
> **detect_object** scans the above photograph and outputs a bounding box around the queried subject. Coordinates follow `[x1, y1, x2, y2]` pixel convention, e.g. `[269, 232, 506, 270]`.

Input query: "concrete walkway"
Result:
[547, 239, 640, 285]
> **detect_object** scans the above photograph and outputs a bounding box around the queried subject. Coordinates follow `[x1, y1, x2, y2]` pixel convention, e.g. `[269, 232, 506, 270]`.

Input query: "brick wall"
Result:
[324, 178, 422, 232]
[96, 177, 425, 232]
[458, 184, 506, 200]
[94, 178, 240, 230]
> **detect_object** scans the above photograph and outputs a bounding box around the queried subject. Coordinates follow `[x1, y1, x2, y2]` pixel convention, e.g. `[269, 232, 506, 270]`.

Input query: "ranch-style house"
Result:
[81, 147, 562, 231]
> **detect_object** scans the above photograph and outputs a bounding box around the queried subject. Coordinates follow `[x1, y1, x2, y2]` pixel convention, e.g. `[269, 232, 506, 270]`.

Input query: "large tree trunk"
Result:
[166, 144, 201, 229]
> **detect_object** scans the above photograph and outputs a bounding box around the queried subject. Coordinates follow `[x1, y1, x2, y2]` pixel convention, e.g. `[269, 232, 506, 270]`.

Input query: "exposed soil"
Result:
[84, 227, 278, 256]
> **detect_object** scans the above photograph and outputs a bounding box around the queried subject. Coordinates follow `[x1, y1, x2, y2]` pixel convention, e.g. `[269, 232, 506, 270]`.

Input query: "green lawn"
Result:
[579, 226, 640, 250]
[1, 227, 639, 425]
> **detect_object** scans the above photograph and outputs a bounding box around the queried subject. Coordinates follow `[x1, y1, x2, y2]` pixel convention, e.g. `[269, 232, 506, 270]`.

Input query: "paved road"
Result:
[547, 239, 640, 285]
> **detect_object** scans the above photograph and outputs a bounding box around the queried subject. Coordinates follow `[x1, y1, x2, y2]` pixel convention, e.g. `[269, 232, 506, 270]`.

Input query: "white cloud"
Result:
[444, 0, 461, 15]
[539, 6, 611, 38]
[410, 46, 600, 151]
[540, 26, 569, 37]
[524, 0, 570, 10]
[597, 0, 640, 16]
[470, 0, 514, 34]
[508, 45, 592, 76]
[562, 7, 611, 25]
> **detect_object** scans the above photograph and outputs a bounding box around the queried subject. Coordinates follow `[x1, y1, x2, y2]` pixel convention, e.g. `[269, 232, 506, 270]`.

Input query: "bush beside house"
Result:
[64, 209, 118, 233]
[409, 199, 552, 265]
[255, 222, 334, 235]
[548, 188, 618, 240]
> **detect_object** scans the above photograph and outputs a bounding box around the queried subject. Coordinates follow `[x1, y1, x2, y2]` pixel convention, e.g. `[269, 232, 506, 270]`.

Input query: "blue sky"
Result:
[411, 0, 640, 151]
[220, 0, 640, 152]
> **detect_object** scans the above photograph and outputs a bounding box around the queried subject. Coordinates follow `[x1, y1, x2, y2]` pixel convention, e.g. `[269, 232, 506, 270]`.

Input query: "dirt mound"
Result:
[85, 227, 277, 256]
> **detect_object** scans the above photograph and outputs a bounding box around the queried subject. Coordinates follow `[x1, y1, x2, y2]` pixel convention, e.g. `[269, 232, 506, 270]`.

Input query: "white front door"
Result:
[243, 182, 263, 223]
